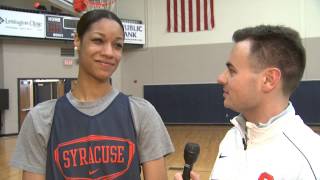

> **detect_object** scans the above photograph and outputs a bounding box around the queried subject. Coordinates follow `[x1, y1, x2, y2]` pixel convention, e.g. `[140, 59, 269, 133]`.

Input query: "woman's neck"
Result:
[72, 77, 112, 102]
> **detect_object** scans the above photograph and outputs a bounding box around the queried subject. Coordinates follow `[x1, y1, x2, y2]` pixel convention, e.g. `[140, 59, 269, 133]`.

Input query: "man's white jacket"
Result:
[210, 103, 320, 180]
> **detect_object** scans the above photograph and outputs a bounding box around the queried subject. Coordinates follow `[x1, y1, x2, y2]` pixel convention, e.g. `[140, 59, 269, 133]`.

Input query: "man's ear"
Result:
[261, 67, 281, 93]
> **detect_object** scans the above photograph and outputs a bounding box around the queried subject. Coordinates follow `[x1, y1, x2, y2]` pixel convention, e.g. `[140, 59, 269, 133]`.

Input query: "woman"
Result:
[11, 9, 174, 180]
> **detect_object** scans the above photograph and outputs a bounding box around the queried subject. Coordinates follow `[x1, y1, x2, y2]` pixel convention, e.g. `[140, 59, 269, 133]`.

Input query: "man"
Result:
[175, 25, 320, 180]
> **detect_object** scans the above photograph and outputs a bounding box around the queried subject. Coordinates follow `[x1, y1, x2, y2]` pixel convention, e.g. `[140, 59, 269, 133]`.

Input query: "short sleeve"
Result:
[10, 100, 56, 174]
[129, 96, 175, 163]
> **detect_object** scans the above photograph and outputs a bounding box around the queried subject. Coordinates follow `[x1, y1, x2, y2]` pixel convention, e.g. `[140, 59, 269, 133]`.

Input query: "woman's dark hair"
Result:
[76, 9, 124, 39]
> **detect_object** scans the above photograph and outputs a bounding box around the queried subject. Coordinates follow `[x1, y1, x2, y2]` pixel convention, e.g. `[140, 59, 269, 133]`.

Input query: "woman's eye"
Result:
[115, 43, 123, 49]
[92, 38, 103, 44]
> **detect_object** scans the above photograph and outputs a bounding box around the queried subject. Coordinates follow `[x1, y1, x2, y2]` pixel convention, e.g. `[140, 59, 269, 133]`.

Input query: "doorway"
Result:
[18, 78, 77, 130]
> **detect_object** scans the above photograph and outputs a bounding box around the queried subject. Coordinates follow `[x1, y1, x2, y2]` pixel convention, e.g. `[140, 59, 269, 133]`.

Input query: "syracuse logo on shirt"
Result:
[53, 135, 135, 179]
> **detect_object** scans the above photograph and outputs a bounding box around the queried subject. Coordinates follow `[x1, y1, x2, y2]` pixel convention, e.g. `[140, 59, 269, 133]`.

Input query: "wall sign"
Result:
[0, 9, 45, 38]
[123, 21, 145, 45]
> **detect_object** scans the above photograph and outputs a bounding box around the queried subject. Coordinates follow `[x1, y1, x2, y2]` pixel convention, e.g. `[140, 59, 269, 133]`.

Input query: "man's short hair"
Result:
[232, 25, 306, 96]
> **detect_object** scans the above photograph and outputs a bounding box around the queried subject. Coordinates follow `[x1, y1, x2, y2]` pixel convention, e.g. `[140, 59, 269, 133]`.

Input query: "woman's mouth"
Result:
[96, 60, 114, 68]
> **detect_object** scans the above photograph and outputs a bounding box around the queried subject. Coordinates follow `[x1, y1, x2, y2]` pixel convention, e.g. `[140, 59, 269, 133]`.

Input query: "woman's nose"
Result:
[101, 43, 114, 57]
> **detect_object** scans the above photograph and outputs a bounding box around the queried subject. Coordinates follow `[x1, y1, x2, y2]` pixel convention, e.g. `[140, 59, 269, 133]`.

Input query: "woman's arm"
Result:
[23, 171, 45, 180]
[142, 157, 168, 180]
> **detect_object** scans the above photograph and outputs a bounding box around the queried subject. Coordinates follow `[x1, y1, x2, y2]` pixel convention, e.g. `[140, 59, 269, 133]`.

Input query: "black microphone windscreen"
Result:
[184, 142, 200, 165]
[182, 142, 200, 180]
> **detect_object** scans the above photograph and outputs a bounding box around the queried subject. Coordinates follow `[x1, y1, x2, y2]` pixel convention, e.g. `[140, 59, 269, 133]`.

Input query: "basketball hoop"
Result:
[74, 0, 117, 14]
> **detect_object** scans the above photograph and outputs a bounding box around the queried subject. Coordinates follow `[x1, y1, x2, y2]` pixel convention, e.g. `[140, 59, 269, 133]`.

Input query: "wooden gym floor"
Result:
[1, 125, 319, 180]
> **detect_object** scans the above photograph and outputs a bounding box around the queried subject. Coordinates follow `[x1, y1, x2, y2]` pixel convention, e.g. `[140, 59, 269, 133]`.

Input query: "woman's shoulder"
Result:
[31, 99, 57, 116]
[128, 96, 152, 106]
[28, 99, 57, 129]
[128, 96, 156, 113]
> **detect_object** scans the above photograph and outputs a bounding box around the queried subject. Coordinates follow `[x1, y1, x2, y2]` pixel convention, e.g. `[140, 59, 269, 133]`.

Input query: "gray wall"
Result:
[1, 39, 78, 134]
[303, 37, 320, 79]
[1, 37, 320, 135]
[1, 0, 36, 9]
[121, 43, 233, 97]
[120, 37, 320, 98]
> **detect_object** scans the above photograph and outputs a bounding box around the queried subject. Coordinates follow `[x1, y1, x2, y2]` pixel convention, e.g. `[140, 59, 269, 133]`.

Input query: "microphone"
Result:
[182, 142, 200, 180]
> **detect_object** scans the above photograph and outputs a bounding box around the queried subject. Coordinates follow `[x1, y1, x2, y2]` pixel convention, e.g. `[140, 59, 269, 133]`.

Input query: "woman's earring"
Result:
[74, 46, 78, 51]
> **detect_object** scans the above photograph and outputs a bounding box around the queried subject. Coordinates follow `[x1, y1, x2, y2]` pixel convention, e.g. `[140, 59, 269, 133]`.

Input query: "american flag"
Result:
[167, 0, 214, 32]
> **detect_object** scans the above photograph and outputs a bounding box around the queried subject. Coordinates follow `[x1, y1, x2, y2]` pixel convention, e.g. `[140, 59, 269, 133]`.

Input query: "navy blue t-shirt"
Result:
[46, 93, 141, 180]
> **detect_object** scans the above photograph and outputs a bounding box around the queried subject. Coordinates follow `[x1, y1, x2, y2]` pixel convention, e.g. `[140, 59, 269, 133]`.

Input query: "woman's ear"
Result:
[262, 67, 281, 93]
[74, 33, 80, 51]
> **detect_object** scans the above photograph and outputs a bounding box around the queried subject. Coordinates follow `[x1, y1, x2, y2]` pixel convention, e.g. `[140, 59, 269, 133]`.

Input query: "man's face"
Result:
[217, 40, 264, 113]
